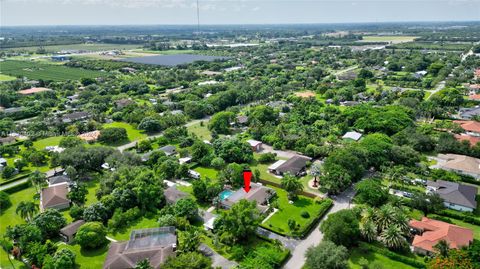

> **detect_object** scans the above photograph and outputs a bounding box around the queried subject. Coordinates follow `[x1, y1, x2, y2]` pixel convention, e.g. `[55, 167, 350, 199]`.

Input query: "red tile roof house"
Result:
[454, 120, 480, 137]
[409, 217, 473, 256]
[18, 87, 52, 95]
[454, 133, 480, 146]
[40, 182, 70, 211]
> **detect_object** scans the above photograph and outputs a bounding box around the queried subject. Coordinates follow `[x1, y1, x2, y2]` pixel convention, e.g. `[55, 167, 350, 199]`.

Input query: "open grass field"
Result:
[187, 120, 212, 140]
[102, 121, 146, 142]
[32, 136, 64, 150]
[1, 43, 141, 53]
[0, 60, 103, 81]
[0, 74, 17, 81]
[359, 36, 418, 44]
[194, 166, 218, 179]
[261, 185, 328, 236]
[108, 215, 159, 241]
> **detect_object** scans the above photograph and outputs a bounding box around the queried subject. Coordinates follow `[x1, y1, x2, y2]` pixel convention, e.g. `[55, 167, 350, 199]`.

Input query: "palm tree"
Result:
[380, 225, 407, 250]
[360, 206, 375, 224]
[433, 240, 450, 258]
[281, 173, 303, 200]
[28, 170, 46, 193]
[15, 201, 38, 222]
[375, 204, 397, 231]
[360, 219, 377, 242]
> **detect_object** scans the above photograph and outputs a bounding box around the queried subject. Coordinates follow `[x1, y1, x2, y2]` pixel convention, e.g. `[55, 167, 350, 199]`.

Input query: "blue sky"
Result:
[1, 0, 479, 26]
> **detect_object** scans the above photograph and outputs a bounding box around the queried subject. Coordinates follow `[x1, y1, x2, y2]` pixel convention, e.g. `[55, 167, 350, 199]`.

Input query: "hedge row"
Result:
[436, 210, 480, 226]
[3, 181, 31, 194]
[359, 242, 426, 268]
[0, 173, 29, 186]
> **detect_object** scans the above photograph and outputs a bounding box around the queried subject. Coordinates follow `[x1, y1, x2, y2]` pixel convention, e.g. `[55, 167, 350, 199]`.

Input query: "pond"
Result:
[120, 54, 228, 66]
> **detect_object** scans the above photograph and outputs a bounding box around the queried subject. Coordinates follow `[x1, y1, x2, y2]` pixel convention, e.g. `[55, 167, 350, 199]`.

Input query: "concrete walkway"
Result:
[282, 186, 356, 269]
[256, 227, 299, 251]
[199, 243, 238, 269]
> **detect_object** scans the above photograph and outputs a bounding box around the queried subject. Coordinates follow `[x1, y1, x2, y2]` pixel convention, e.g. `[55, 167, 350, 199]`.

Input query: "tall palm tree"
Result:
[380, 225, 407, 250]
[360, 219, 377, 242]
[281, 173, 304, 200]
[15, 201, 38, 222]
[375, 204, 397, 231]
[28, 170, 46, 193]
[433, 240, 450, 258]
[360, 206, 376, 224]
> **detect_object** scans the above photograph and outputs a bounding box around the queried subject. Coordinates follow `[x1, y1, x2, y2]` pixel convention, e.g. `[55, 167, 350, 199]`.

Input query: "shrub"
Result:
[0, 191, 12, 210]
[301, 211, 310, 218]
[258, 153, 277, 164]
[359, 242, 426, 268]
[436, 210, 480, 226]
[69, 205, 84, 220]
[98, 127, 128, 144]
[75, 222, 108, 249]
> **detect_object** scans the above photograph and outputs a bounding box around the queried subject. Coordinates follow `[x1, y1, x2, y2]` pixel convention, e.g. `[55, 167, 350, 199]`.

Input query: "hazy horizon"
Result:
[2, 0, 479, 27]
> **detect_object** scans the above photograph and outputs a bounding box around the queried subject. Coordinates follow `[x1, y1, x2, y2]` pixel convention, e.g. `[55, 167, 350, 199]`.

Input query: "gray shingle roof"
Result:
[427, 180, 478, 209]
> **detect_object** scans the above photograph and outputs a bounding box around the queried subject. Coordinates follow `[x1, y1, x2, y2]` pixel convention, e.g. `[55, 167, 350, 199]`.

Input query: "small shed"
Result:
[60, 220, 85, 243]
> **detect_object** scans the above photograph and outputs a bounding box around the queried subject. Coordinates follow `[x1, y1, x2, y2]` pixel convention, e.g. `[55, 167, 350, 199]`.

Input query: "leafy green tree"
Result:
[14, 158, 28, 172]
[135, 259, 154, 269]
[213, 137, 253, 164]
[179, 227, 201, 253]
[68, 184, 88, 205]
[59, 136, 84, 148]
[5, 223, 42, 251]
[428, 249, 474, 269]
[320, 209, 360, 247]
[281, 173, 303, 200]
[32, 209, 67, 238]
[1, 166, 16, 179]
[208, 111, 235, 134]
[138, 117, 162, 133]
[305, 240, 349, 269]
[354, 179, 389, 207]
[162, 252, 212, 269]
[48, 248, 76, 269]
[99, 127, 128, 144]
[15, 201, 38, 222]
[433, 240, 450, 258]
[217, 163, 244, 187]
[214, 200, 260, 243]
[174, 198, 198, 221]
[410, 192, 444, 215]
[83, 202, 109, 223]
[75, 222, 108, 249]
[359, 219, 377, 243]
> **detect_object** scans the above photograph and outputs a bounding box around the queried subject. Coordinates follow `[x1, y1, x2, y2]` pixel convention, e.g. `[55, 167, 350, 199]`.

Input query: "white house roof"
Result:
[342, 131, 362, 141]
[203, 216, 216, 230]
[178, 157, 192, 165]
[247, 140, 262, 147]
[268, 160, 286, 170]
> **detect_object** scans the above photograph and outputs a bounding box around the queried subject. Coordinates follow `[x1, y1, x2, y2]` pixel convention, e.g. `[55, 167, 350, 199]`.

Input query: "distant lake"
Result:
[120, 54, 228, 66]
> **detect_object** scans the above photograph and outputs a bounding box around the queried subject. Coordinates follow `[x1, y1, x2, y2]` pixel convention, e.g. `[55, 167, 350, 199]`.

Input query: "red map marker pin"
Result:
[243, 170, 252, 193]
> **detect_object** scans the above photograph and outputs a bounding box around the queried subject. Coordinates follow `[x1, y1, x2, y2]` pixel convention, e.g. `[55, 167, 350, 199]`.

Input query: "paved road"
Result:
[257, 227, 299, 251]
[199, 243, 238, 269]
[426, 80, 445, 100]
[282, 186, 356, 269]
[0, 168, 62, 191]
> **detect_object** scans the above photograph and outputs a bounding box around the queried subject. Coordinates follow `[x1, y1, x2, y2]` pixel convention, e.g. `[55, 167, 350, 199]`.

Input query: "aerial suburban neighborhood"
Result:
[0, 1, 479, 269]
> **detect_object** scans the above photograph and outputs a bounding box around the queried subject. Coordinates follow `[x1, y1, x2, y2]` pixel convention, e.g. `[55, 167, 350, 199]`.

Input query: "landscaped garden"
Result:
[261, 185, 332, 237]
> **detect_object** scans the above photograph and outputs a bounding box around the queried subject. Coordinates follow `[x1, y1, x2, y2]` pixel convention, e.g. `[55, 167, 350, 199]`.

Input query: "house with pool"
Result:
[219, 183, 276, 213]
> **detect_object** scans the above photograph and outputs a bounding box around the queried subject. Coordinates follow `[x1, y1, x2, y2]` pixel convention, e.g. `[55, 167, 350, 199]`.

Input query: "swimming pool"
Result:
[219, 190, 234, 200]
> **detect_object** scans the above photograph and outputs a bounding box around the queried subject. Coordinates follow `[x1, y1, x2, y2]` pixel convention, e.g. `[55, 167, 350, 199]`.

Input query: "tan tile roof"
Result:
[438, 153, 480, 175]
[41, 183, 69, 209]
[78, 130, 100, 142]
[18, 87, 52, 95]
[410, 217, 473, 252]
[454, 134, 480, 146]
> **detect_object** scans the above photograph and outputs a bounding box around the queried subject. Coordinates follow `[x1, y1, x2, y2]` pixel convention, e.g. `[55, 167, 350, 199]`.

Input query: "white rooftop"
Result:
[342, 131, 362, 141]
[247, 139, 262, 147]
[268, 160, 286, 170]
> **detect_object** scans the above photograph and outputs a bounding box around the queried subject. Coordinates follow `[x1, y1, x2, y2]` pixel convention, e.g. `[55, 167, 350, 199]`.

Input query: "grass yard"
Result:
[102, 121, 146, 142]
[261, 185, 331, 236]
[0, 74, 17, 81]
[0, 187, 37, 269]
[359, 36, 418, 44]
[194, 167, 218, 179]
[187, 120, 212, 140]
[108, 215, 159, 241]
[32, 136, 64, 150]
[349, 246, 417, 269]
[0, 60, 103, 81]
[58, 243, 110, 269]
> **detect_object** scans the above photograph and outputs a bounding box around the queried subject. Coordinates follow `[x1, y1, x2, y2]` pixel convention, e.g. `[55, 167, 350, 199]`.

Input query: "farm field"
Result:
[1, 43, 141, 53]
[359, 35, 418, 44]
[0, 60, 103, 81]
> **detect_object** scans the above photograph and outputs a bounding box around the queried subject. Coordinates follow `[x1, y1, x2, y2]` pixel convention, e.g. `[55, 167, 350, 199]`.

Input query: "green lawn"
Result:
[108, 215, 159, 241]
[0, 74, 17, 81]
[0, 187, 37, 269]
[58, 243, 110, 269]
[359, 36, 418, 44]
[102, 122, 146, 142]
[33, 136, 64, 150]
[261, 186, 329, 236]
[187, 121, 212, 140]
[349, 245, 417, 269]
[194, 167, 218, 180]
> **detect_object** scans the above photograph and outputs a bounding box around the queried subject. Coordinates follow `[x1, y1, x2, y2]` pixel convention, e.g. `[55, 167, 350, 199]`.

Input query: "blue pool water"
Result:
[219, 190, 234, 200]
